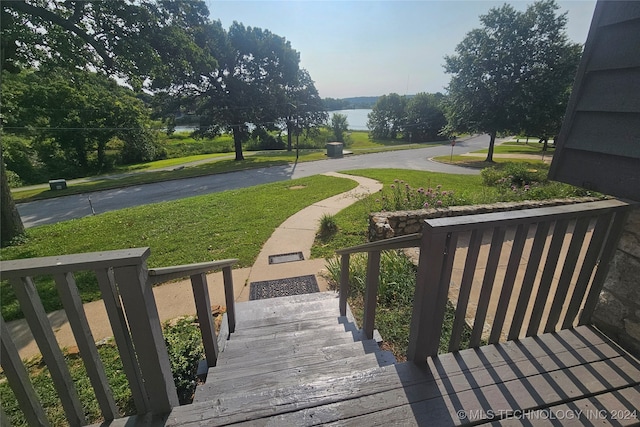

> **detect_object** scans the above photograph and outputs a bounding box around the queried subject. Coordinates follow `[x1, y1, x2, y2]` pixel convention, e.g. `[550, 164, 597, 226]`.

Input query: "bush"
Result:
[481, 162, 548, 187]
[318, 213, 338, 236]
[326, 250, 416, 307]
[163, 316, 204, 404]
[370, 179, 457, 212]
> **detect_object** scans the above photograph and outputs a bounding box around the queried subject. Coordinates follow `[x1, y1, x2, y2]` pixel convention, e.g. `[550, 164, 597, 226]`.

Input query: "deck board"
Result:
[99, 293, 640, 427]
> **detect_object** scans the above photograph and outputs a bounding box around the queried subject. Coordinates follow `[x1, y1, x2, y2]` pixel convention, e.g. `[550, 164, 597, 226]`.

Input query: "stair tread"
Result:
[213, 342, 395, 382]
[217, 339, 383, 369]
[195, 353, 390, 402]
[179, 362, 428, 426]
[230, 314, 356, 339]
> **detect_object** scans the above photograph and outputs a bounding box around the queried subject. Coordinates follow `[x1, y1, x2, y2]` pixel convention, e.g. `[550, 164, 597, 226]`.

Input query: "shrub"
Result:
[481, 162, 548, 187]
[163, 316, 204, 404]
[370, 179, 457, 212]
[318, 213, 338, 236]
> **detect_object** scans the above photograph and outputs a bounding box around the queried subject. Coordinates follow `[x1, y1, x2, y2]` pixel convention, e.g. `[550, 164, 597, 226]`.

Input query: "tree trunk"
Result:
[232, 125, 245, 161]
[485, 131, 497, 163]
[286, 121, 293, 152]
[1, 159, 25, 246]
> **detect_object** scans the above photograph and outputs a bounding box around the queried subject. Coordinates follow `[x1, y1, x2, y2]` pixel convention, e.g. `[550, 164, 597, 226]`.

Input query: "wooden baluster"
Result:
[562, 213, 613, 328]
[222, 266, 236, 334]
[489, 223, 529, 344]
[9, 276, 85, 426]
[362, 251, 381, 340]
[191, 273, 219, 367]
[470, 226, 506, 347]
[0, 316, 51, 427]
[580, 209, 631, 325]
[544, 217, 591, 333]
[508, 221, 550, 340]
[527, 219, 569, 337]
[339, 254, 350, 317]
[449, 229, 482, 352]
[53, 272, 119, 420]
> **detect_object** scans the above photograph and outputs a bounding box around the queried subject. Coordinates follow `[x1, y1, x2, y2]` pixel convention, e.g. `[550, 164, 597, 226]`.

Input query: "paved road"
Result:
[18, 134, 500, 227]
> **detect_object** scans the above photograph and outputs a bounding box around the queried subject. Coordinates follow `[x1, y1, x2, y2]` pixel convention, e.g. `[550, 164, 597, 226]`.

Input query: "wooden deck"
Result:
[116, 291, 640, 427]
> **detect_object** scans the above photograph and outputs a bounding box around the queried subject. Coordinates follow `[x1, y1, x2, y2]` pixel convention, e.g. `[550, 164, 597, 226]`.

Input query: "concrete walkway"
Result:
[8, 172, 382, 360]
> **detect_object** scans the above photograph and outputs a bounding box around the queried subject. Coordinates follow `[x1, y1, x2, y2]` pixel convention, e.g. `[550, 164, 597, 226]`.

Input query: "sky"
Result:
[205, 0, 597, 99]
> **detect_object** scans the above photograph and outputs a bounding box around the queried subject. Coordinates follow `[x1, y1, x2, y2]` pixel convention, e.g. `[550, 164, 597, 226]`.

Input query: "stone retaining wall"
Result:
[593, 207, 640, 357]
[368, 197, 602, 241]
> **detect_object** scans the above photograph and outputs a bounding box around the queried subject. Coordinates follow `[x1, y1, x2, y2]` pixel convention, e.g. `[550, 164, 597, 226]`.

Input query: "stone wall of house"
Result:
[593, 207, 640, 358]
[368, 197, 601, 241]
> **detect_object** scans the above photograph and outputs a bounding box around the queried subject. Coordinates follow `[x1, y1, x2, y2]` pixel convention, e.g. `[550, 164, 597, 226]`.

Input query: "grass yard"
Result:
[1, 175, 357, 321]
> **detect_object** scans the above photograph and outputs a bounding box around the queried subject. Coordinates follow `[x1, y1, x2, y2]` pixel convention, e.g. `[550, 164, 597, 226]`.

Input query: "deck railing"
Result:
[0, 248, 237, 426]
[336, 199, 632, 363]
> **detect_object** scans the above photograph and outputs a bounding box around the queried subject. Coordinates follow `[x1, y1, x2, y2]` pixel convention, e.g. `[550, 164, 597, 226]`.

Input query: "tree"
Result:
[367, 93, 406, 139]
[1, 1, 217, 90]
[405, 93, 447, 142]
[443, 0, 581, 162]
[193, 22, 301, 161]
[331, 113, 349, 142]
[3, 70, 161, 176]
[280, 69, 327, 152]
[0, 0, 216, 246]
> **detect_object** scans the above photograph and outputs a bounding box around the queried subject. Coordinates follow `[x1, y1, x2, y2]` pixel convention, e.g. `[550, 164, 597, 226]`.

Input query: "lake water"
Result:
[328, 109, 372, 131]
[173, 108, 373, 133]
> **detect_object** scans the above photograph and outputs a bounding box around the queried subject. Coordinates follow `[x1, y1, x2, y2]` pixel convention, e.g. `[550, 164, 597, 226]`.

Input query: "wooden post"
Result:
[222, 266, 236, 334]
[191, 273, 219, 367]
[407, 227, 450, 362]
[114, 263, 179, 414]
[362, 251, 381, 340]
[95, 268, 149, 414]
[339, 254, 351, 317]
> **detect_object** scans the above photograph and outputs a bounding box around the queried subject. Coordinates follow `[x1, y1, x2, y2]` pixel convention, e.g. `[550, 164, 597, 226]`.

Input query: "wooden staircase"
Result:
[193, 291, 396, 407]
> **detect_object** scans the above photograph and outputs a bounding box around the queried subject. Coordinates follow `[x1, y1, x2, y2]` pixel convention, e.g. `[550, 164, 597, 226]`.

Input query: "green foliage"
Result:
[370, 179, 457, 212]
[163, 317, 204, 404]
[330, 113, 349, 142]
[325, 250, 472, 358]
[405, 93, 447, 142]
[444, 0, 582, 159]
[0, 319, 205, 426]
[367, 92, 447, 142]
[2, 70, 164, 177]
[367, 93, 407, 140]
[318, 213, 338, 237]
[1, 134, 45, 185]
[1, 1, 217, 91]
[481, 163, 548, 187]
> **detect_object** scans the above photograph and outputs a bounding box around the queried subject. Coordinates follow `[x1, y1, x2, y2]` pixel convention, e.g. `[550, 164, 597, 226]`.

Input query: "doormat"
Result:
[249, 275, 319, 300]
[268, 251, 304, 265]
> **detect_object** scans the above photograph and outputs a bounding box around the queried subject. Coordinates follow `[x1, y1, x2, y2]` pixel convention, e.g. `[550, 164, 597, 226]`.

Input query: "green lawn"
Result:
[475, 139, 555, 155]
[1, 175, 357, 321]
[311, 169, 493, 258]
